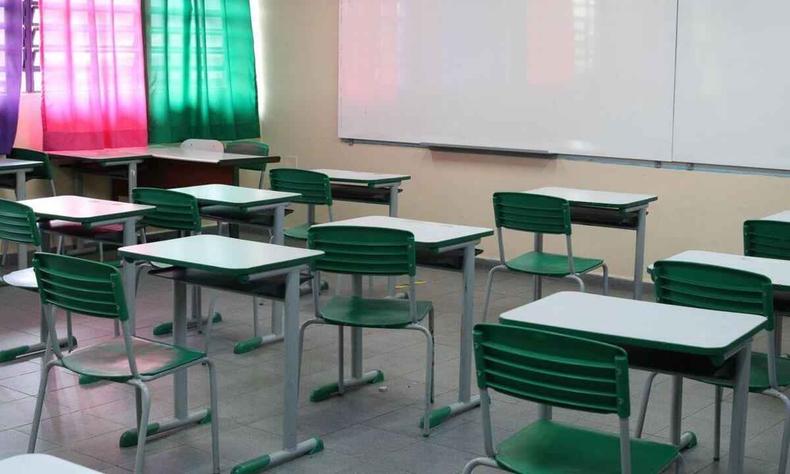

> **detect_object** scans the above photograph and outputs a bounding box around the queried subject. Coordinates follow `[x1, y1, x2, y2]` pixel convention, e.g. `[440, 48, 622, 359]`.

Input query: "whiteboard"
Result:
[338, 0, 678, 162]
[673, 0, 790, 170]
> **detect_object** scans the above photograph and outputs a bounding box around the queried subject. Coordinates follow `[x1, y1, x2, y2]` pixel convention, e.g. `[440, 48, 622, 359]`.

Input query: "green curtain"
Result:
[144, 0, 260, 143]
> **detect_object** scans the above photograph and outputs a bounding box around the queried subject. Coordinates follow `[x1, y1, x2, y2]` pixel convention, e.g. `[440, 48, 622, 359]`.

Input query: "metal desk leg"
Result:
[387, 185, 399, 296]
[310, 274, 382, 402]
[670, 375, 697, 451]
[729, 342, 752, 474]
[232, 269, 323, 473]
[233, 205, 287, 354]
[16, 170, 27, 270]
[533, 233, 543, 300]
[118, 279, 211, 448]
[127, 162, 138, 202]
[424, 243, 481, 431]
[633, 208, 647, 300]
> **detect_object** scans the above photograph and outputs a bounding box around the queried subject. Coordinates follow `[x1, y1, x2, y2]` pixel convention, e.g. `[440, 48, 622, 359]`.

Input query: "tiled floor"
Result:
[0, 243, 784, 473]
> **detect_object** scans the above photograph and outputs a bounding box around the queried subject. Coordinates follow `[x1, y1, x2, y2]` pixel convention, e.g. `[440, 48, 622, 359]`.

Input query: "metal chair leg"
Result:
[714, 386, 723, 461]
[429, 308, 435, 403]
[414, 324, 434, 437]
[66, 311, 74, 352]
[602, 263, 610, 296]
[635, 372, 658, 438]
[297, 319, 323, 398]
[27, 360, 57, 453]
[129, 381, 151, 474]
[567, 274, 586, 292]
[0, 240, 7, 266]
[461, 457, 499, 474]
[765, 388, 790, 474]
[337, 325, 345, 395]
[482, 265, 506, 322]
[205, 359, 221, 474]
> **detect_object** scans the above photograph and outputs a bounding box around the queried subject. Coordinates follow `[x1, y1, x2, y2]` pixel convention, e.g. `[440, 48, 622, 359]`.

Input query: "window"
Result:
[22, 0, 39, 92]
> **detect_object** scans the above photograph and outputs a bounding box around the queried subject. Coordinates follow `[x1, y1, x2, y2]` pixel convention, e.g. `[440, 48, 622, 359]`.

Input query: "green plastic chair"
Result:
[270, 168, 334, 241]
[0, 148, 57, 266]
[132, 188, 223, 337]
[482, 192, 609, 321]
[226, 140, 270, 189]
[463, 323, 680, 474]
[299, 226, 435, 435]
[635, 261, 790, 471]
[27, 253, 220, 474]
[0, 198, 75, 362]
[0, 148, 57, 196]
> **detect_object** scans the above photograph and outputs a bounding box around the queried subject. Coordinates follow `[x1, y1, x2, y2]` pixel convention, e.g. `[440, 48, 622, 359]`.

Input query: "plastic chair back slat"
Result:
[270, 168, 332, 206]
[132, 188, 201, 233]
[308, 226, 416, 276]
[652, 260, 773, 329]
[473, 324, 630, 417]
[10, 148, 54, 180]
[744, 220, 790, 260]
[33, 253, 129, 321]
[0, 199, 40, 246]
[493, 192, 571, 235]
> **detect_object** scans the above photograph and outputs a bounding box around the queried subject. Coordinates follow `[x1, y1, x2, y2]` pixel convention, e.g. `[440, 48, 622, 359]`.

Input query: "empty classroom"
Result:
[0, 1, 788, 473]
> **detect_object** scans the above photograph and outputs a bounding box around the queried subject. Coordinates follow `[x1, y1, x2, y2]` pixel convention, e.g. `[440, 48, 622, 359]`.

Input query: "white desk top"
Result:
[525, 186, 658, 209]
[316, 215, 493, 249]
[149, 146, 262, 164]
[119, 234, 323, 276]
[173, 184, 300, 207]
[20, 196, 153, 223]
[762, 211, 790, 223]
[0, 454, 100, 473]
[660, 250, 790, 288]
[48, 146, 272, 165]
[500, 291, 765, 355]
[312, 169, 411, 185]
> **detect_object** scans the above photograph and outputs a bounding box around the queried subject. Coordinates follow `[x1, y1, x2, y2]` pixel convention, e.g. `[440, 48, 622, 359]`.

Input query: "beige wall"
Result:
[254, 0, 789, 280]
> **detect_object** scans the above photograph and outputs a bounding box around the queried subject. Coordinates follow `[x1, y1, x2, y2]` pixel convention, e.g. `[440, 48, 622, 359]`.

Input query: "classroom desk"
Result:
[119, 235, 324, 471]
[315, 216, 493, 432]
[49, 147, 280, 200]
[525, 187, 658, 300]
[0, 454, 100, 473]
[762, 211, 790, 222]
[311, 169, 410, 218]
[659, 250, 790, 351]
[500, 291, 765, 474]
[0, 159, 43, 268]
[15, 196, 152, 357]
[172, 184, 301, 352]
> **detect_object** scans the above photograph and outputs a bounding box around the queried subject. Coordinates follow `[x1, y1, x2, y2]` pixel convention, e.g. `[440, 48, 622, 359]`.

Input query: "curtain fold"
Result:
[144, 0, 260, 144]
[0, 0, 23, 154]
[41, 0, 149, 151]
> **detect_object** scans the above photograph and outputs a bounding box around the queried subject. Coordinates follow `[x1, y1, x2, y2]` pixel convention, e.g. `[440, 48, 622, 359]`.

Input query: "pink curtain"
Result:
[41, 0, 148, 150]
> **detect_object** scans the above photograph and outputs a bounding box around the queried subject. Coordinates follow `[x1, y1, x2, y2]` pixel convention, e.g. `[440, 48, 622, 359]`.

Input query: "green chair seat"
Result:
[61, 337, 204, 381]
[284, 223, 312, 241]
[495, 420, 678, 474]
[200, 205, 293, 227]
[505, 251, 603, 277]
[320, 296, 432, 328]
[693, 352, 790, 393]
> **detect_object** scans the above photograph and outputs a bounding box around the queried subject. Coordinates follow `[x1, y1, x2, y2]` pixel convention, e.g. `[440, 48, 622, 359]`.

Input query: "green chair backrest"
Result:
[473, 323, 630, 417]
[270, 168, 332, 206]
[132, 187, 202, 234]
[653, 260, 774, 329]
[0, 198, 41, 247]
[744, 220, 790, 261]
[308, 226, 416, 276]
[225, 141, 270, 172]
[493, 192, 571, 235]
[9, 148, 54, 180]
[33, 253, 129, 321]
